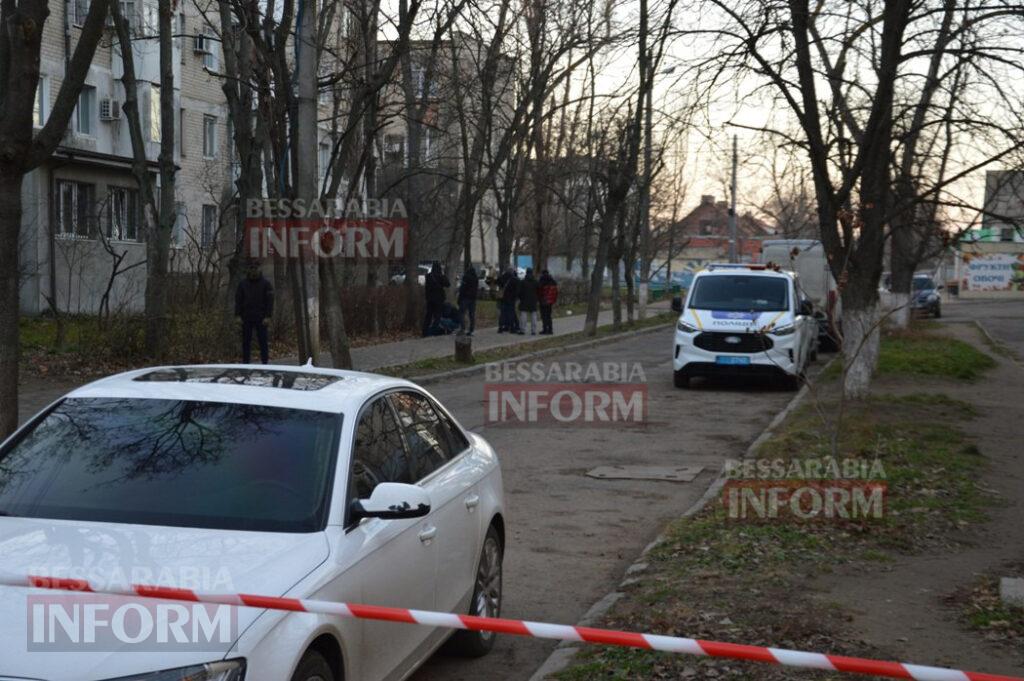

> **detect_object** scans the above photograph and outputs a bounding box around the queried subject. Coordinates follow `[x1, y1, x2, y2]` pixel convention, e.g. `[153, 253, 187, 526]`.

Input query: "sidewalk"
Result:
[284, 299, 673, 370]
[17, 300, 674, 425]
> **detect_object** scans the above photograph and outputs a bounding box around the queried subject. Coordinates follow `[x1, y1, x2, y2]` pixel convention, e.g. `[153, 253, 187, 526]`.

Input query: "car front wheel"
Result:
[290, 650, 334, 681]
[447, 525, 503, 657]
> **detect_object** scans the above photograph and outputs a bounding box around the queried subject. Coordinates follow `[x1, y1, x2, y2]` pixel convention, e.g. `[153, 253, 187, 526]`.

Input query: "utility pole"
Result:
[637, 0, 652, 319]
[728, 134, 738, 263]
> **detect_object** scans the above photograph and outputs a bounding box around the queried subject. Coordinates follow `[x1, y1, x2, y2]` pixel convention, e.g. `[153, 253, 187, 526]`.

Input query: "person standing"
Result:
[457, 265, 479, 336]
[422, 261, 450, 336]
[538, 269, 559, 334]
[235, 260, 274, 364]
[498, 267, 519, 333]
[518, 268, 539, 335]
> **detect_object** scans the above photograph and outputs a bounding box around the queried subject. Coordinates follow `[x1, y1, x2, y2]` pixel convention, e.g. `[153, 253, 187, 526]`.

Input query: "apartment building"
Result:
[18, 0, 232, 315]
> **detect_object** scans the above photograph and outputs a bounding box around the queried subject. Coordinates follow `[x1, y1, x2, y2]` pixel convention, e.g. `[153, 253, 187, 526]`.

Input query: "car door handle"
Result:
[418, 526, 437, 543]
[464, 495, 480, 510]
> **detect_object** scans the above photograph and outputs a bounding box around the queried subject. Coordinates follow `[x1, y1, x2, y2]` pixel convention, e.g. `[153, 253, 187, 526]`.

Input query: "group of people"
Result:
[495, 267, 559, 335]
[420, 262, 560, 337]
[235, 258, 563, 364]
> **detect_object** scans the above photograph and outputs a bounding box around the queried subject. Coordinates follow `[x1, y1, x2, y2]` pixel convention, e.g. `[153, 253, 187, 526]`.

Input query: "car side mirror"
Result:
[351, 483, 431, 521]
[799, 300, 813, 316]
[671, 296, 683, 313]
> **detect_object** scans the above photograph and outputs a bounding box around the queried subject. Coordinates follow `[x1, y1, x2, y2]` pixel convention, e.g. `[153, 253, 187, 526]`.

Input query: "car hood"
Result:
[683, 308, 793, 333]
[0, 516, 330, 681]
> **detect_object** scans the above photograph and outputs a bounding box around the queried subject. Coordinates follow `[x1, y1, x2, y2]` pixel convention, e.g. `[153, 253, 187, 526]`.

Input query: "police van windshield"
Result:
[688, 275, 789, 312]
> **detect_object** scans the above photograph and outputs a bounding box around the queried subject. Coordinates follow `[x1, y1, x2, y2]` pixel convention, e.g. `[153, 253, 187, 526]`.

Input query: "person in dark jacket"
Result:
[235, 260, 274, 364]
[518, 268, 539, 335]
[457, 266, 479, 335]
[538, 270, 558, 334]
[498, 267, 520, 333]
[422, 261, 450, 337]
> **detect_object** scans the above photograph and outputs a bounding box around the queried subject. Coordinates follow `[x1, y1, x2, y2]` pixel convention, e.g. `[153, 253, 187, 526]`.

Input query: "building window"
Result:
[172, 202, 187, 247]
[76, 86, 95, 135]
[319, 141, 331, 180]
[107, 186, 141, 241]
[178, 109, 186, 156]
[74, 0, 90, 26]
[149, 85, 161, 142]
[201, 205, 217, 249]
[56, 180, 96, 238]
[119, 0, 139, 31]
[384, 134, 404, 165]
[1001, 227, 1016, 242]
[33, 76, 49, 128]
[203, 115, 217, 158]
[411, 65, 438, 98]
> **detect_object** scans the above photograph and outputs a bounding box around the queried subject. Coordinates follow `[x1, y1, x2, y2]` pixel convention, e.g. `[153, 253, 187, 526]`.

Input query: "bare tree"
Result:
[0, 0, 111, 437]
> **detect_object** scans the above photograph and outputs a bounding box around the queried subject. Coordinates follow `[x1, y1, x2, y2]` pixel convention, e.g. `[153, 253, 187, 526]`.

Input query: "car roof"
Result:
[63, 364, 421, 414]
[695, 266, 794, 280]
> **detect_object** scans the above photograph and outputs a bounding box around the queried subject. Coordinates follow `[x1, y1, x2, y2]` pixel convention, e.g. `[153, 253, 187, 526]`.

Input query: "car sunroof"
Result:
[133, 367, 342, 391]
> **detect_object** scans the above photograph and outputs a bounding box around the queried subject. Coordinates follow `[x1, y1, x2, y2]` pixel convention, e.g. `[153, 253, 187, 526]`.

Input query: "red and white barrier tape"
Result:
[2, 572, 1020, 681]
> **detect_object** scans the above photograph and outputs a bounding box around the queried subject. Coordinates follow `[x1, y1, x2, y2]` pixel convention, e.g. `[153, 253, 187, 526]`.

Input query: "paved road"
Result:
[941, 297, 1024, 357]
[409, 328, 816, 681]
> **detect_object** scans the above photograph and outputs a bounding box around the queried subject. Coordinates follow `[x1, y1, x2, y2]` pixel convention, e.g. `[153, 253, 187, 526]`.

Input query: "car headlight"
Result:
[107, 660, 245, 681]
[768, 324, 796, 336]
[676, 320, 697, 333]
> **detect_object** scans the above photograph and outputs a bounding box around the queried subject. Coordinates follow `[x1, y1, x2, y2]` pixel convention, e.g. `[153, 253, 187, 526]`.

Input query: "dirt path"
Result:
[818, 321, 1024, 675]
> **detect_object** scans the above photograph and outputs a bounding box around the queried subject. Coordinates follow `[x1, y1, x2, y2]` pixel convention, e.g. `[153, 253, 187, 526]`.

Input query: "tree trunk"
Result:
[294, 0, 320, 363]
[841, 300, 880, 399]
[143, 0, 177, 360]
[0, 171, 23, 436]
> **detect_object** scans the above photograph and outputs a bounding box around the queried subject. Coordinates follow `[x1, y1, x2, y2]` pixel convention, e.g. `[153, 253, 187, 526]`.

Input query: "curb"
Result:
[404, 320, 674, 386]
[970, 319, 1022, 369]
[527, 359, 829, 681]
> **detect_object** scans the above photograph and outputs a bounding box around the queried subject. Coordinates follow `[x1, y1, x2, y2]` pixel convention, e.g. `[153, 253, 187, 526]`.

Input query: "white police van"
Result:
[671, 264, 817, 389]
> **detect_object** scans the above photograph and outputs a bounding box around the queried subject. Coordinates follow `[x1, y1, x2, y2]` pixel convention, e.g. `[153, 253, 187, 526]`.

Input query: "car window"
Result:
[688, 275, 789, 312]
[0, 398, 340, 533]
[389, 392, 461, 481]
[351, 397, 411, 499]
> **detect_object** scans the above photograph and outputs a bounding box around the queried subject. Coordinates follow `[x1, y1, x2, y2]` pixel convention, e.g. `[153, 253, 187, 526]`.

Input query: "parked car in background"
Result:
[911, 274, 943, 317]
[760, 239, 842, 351]
[390, 264, 431, 286]
[671, 264, 817, 390]
[0, 366, 506, 681]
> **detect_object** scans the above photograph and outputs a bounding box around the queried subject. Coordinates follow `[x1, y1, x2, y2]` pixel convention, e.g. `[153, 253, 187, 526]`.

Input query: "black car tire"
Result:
[934, 304, 941, 318]
[674, 369, 691, 389]
[447, 525, 503, 658]
[291, 650, 335, 681]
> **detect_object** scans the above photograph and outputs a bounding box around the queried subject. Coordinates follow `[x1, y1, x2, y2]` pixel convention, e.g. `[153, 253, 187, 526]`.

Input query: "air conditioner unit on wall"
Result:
[99, 98, 122, 121]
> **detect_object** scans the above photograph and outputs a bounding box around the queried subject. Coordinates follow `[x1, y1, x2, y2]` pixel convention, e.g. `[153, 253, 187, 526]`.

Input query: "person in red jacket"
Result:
[537, 270, 558, 335]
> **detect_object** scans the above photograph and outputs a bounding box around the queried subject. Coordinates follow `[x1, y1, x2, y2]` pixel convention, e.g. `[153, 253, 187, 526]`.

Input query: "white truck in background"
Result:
[760, 239, 842, 351]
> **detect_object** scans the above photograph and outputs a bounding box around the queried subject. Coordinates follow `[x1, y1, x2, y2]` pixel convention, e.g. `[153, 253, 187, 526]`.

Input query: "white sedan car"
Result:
[0, 366, 505, 681]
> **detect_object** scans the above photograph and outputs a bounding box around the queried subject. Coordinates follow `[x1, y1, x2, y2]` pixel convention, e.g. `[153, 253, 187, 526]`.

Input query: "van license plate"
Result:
[716, 356, 750, 366]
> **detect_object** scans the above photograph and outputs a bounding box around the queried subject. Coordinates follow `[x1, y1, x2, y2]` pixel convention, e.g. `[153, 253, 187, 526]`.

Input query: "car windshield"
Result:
[0, 398, 341, 532]
[688, 275, 789, 312]
[913, 277, 935, 291]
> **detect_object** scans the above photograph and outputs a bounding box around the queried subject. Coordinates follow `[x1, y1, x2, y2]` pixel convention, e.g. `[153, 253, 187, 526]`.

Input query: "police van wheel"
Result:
[674, 369, 690, 389]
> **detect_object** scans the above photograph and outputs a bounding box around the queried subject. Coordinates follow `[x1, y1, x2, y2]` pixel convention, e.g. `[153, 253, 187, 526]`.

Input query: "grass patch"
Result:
[817, 324, 996, 383]
[878, 328, 995, 380]
[378, 312, 674, 378]
[557, 379, 996, 679]
[950, 573, 1024, 648]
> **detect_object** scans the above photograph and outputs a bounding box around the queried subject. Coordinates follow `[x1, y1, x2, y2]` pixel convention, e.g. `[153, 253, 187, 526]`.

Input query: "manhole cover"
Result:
[586, 465, 705, 482]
